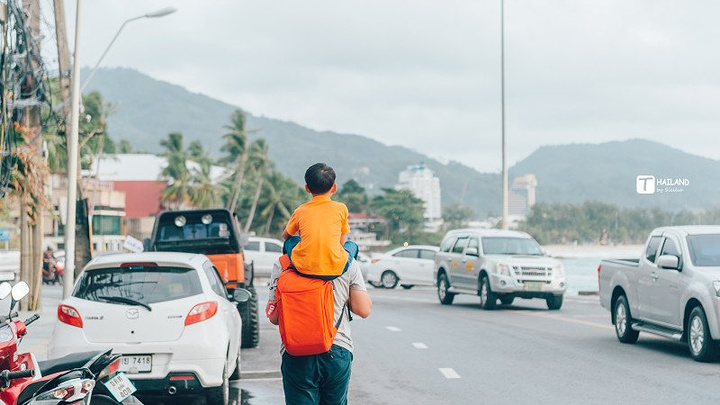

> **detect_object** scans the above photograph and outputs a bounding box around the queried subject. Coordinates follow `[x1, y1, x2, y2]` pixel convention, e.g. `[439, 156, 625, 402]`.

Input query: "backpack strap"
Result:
[334, 302, 347, 330]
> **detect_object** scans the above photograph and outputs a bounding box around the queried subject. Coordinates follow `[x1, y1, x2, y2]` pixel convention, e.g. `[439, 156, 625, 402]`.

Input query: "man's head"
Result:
[304, 163, 337, 196]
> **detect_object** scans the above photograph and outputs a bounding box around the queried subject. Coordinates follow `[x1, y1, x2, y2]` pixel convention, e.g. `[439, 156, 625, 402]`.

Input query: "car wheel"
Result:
[478, 275, 497, 310]
[229, 348, 241, 381]
[614, 295, 639, 344]
[500, 296, 514, 305]
[206, 365, 229, 405]
[401, 284, 414, 290]
[239, 286, 260, 348]
[546, 295, 563, 310]
[380, 271, 399, 289]
[437, 273, 455, 305]
[687, 306, 719, 362]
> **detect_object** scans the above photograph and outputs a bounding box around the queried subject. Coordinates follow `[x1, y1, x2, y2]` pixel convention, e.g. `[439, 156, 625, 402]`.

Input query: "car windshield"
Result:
[73, 266, 203, 305]
[687, 234, 720, 267]
[482, 237, 544, 256]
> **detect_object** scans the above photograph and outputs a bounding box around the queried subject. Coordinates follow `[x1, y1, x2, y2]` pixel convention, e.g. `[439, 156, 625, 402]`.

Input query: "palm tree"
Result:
[256, 172, 305, 235]
[244, 139, 271, 233]
[188, 141, 224, 208]
[221, 109, 252, 216]
[160, 133, 192, 209]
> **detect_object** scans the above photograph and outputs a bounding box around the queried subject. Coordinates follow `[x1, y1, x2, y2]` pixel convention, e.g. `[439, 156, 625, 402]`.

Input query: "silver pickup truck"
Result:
[434, 229, 566, 310]
[599, 226, 720, 362]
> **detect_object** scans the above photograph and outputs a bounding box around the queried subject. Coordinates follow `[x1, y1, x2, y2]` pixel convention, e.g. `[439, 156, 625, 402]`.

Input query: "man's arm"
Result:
[348, 288, 372, 318]
[282, 230, 292, 240]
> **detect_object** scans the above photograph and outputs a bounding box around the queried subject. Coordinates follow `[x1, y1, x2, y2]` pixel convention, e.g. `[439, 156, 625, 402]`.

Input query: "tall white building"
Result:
[396, 163, 442, 224]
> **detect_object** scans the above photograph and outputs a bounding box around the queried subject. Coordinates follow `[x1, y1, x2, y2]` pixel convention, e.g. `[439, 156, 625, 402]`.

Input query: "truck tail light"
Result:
[185, 302, 218, 326]
[597, 265, 602, 288]
[371, 258, 380, 264]
[58, 305, 83, 328]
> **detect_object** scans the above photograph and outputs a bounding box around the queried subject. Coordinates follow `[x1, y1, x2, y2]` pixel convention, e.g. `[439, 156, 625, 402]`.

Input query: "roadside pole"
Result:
[63, 0, 82, 299]
[500, 0, 509, 230]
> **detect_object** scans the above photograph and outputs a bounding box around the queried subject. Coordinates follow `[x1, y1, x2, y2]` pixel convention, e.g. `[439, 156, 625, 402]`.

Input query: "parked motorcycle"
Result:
[0, 282, 140, 404]
[42, 260, 63, 285]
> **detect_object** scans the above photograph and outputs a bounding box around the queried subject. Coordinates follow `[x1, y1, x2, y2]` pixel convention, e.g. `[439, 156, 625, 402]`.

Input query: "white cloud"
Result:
[44, 0, 720, 172]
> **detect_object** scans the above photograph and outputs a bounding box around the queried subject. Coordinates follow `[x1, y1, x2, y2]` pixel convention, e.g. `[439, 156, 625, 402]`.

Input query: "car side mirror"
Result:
[232, 288, 251, 303]
[465, 247, 479, 257]
[657, 254, 680, 270]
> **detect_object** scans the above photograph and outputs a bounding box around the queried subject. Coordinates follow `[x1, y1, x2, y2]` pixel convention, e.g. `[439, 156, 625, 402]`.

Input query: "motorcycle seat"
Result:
[38, 351, 104, 376]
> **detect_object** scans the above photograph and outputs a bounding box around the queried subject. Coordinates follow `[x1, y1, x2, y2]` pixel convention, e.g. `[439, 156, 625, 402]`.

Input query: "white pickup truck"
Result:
[599, 226, 720, 362]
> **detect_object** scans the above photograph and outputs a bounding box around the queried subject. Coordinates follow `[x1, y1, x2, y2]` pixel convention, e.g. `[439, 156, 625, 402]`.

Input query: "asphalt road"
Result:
[238, 285, 720, 405]
[31, 284, 720, 405]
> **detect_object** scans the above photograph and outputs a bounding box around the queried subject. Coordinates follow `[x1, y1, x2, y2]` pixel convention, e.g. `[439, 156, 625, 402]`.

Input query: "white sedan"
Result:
[243, 236, 283, 278]
[47, 252, 245, 405]
[366, 245, 439, 289]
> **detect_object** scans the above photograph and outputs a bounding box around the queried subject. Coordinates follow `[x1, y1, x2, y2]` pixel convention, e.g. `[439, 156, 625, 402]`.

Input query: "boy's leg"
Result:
[281, 352, 320, 405]
[283, 236, 302, 260]
[341, 241, 359, 274]
[318, 345, 353, 405]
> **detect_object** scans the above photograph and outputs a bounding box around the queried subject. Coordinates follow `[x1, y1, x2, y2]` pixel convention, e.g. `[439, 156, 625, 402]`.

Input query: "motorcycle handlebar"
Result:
[23, 314, 40, 326]
[2, 369, 34, 380]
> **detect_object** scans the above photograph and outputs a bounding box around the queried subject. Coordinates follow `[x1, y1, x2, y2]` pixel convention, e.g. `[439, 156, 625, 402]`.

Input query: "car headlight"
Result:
[713, 281, 720, 297]
[554, 263, 565, 278]
[496, 263, 511, 276]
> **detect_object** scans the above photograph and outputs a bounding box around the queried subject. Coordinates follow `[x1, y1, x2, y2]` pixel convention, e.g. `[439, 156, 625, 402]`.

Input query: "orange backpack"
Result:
[275, 254, 345, 356]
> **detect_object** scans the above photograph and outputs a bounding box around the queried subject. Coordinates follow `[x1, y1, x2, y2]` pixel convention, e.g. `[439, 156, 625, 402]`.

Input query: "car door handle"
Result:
[651, 272, 659, 281]
[461, 257, 468, 263]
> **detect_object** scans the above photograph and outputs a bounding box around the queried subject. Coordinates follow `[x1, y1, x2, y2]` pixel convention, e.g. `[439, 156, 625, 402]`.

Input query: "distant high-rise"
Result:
[396, 163, 442, 221]
[509, 174, 537, 216]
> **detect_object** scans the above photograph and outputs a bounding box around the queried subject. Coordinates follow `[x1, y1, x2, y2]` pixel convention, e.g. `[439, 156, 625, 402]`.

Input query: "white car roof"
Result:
[443, 228, 532, 238]
[83, 252, 208, 271]
[652, 225, 720, 236]
[385, 245, 439, 255]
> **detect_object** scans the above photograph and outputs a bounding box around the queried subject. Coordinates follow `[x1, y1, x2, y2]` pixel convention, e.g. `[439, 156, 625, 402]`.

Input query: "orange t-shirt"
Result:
[284, 195, 351, 277]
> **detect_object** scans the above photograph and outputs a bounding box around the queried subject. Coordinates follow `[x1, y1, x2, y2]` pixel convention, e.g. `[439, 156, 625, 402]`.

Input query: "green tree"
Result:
[337, 179, 368, 213]
[187, 141, 224, 208]
[244, 139, 272, 233]
[443, 204, 475, 229]
[160, 133, 192, 209]
[255, 172, 305, 236]
[118, 139, 134, 154]
[221, 109, 251, 217]
[371, 188, 425, 243]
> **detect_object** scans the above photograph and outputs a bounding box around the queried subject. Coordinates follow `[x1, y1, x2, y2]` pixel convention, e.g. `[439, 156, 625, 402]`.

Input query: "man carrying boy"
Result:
[268, 163, 372, 405]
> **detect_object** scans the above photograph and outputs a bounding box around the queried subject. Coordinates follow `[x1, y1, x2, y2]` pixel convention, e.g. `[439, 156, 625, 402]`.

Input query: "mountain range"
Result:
[83, 68, 720, 215]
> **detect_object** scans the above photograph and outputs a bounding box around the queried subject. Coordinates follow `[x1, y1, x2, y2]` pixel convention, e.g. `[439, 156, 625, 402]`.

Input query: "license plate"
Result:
[119, 355, 152, 373]
[104, 373, 137, 402]
[523, 282, 545, 291]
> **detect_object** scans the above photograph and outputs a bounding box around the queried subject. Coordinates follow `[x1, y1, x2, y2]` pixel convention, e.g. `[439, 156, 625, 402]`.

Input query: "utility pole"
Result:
[63, 0, 82, 299]
[54, 0, 92, 277]
[21, 0, 44, 310]
[500, 0, 509, 230]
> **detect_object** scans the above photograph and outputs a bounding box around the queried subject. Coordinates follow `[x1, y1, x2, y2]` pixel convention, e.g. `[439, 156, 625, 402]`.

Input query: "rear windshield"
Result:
[154, 211, 240, 254]
[482, 237, 543, 256]
[73, 266, 202, 304]
[687, 234, 720, 267]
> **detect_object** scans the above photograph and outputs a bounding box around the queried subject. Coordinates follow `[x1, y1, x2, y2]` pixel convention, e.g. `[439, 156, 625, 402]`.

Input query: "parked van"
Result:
[434, 229, 566, 310]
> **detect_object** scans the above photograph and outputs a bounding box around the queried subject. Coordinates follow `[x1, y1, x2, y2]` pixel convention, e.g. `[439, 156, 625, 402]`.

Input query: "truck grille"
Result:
[513, 266, 553, 278]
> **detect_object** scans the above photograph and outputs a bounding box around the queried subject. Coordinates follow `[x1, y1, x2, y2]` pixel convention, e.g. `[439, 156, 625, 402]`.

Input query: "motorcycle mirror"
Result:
[11, 282, 29, 302]
[0, 283, 11, 300]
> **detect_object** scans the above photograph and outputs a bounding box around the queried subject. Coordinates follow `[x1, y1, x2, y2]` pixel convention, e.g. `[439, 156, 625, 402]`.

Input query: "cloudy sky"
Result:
[41, 0, 720, 172]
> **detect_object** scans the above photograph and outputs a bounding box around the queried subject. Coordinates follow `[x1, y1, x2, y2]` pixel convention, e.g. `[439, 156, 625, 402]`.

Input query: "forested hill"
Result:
[84, 68, 718, 215]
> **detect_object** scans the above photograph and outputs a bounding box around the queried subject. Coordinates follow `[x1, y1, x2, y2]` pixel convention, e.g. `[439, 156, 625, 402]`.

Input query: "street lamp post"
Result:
[81, 6, 177, 92]
[63, 0, 82, 298]
[63, 5, 177, 298]
[500, 0, 509, 230]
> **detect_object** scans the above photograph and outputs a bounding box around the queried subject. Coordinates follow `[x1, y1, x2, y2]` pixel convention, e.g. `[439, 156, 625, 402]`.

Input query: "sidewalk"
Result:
[18, 284, 62, 360]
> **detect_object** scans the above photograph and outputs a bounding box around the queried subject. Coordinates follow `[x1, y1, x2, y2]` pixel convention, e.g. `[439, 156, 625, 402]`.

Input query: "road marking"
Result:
[412, 342, 428, 349]
[507, 310, 614, 330]
[439, 368, 461, 379]
[386, 326, 401, 332]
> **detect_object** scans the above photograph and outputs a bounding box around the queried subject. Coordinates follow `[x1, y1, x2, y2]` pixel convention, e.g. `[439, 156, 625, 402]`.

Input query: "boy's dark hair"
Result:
[305, 163, 336, 194]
